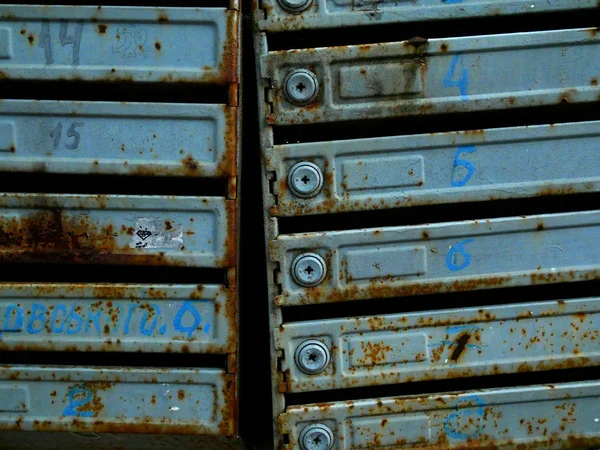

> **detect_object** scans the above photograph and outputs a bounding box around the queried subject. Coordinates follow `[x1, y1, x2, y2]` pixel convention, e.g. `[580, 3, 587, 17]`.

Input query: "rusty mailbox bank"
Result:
[254, 0, 600, 449]
[0, 4, 241, 449]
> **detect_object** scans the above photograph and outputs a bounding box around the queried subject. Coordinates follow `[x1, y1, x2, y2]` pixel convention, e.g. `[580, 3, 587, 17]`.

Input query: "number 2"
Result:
[450, 145, 477, 187]
[63, 386, 94, 417]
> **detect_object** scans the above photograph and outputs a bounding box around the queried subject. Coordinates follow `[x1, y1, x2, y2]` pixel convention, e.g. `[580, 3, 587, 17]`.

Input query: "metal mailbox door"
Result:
[0, 2, 241, 449]
[280, 381, 600, 450]
[256, 0, 599, 32]
[0, 6, 238, 84]
[260, 29, 600, 126]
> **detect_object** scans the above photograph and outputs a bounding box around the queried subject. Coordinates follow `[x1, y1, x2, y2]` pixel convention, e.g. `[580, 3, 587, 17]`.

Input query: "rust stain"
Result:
[97, 24, 107, 34]
[27, 34, 35, 45]
[154, 41, 162, 51]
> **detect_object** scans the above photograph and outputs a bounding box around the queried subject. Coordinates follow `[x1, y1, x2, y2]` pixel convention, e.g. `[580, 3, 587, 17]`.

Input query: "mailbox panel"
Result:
[276, 298, 600, 392]
[0, 194, 235, 267]
[0, 6, 238, 84]
[268, 121, 600, 216]
[262, 29, 600, 125]
[0, 101, 236, 177]
[272, 210, 600, 305]
[281, 381, 600, 450]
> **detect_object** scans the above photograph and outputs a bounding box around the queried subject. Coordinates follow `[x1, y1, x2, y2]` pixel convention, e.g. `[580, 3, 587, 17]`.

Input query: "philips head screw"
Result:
[295, 340, 330, 374]
[299, 424, 335, 450]
[277, 0, 312, 13]
[288, 162, 323, 198]
[291, 253, 327, 287]
[284, 69, 319, 105]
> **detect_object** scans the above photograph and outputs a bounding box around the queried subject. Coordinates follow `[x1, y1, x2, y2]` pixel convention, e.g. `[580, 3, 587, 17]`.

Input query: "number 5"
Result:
[446, 239, 474, 272]
[450, 145, 477, 187]
[65, 122, 84, 150]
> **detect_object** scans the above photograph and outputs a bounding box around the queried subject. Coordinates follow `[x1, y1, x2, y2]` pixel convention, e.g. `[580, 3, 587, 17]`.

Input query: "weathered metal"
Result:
[271, 210, 600, 305]
[0, 6, 238, 84]
[0, 194, 235, 267]
[276, 297, 600, 392]
[267, 120, 600, 216]
[280, 381, 600, 450]
[257, 0, 599, 33]
[261, 28, 600, 125]
[0, 284, 236, 354]
[0, 366, 235, 436]
[0, 100, 237, 178]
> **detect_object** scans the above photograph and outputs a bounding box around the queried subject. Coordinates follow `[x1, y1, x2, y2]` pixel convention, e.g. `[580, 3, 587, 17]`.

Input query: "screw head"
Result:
[277, 0, 312, 13]
[284, 69, 319, 105]
[295, 340, 330, 374]
[291, 253, 327, 287]
[299, 424, 335, 450]
[288, 162, 323, 198]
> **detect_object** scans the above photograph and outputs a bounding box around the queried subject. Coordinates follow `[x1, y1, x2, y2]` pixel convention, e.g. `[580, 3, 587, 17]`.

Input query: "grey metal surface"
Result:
[267, 120, 600, 216]
[0, 366, 234, 435]
[271, 210, 600, 305]
[260, 28, 600, 125]
[0, 5, 238, 84]
[0, 193, 235, 267]
[276, 298, 600, 392]
[0, 100, 236, 177]
[280, 381, 600, 450]
[0, 284, 235, 354]
[0, 432, 246, 450]
[256, 0, 599, 33]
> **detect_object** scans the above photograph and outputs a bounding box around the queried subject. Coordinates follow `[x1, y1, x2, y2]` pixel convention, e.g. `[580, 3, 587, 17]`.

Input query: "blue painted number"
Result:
[443, 53, 469, 100]
[63, 386, 94, 418]
[444, 395, 485, 440]
[446, 239, 474, 272]
[451, 145, 477, 187]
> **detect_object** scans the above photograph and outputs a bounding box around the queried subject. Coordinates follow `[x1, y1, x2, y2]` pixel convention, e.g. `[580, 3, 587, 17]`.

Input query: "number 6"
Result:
[446, 239, 474, 272]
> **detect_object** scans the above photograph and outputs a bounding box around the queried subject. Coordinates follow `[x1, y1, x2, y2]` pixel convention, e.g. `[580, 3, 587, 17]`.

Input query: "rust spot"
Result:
[20, 29, 26, 35]
[27, 34, 34, 45]
[97, 24, 107, 34]
[440, 43, 448, 52]
[182, 155, 199, 172]
[9, 146, 15, 153]
[158, 15, 169, 23]
[155, 42, 161, 51]
[588, 27, 599, 38]
[591, 78, 598, 86]
[164, 221, 173, 231]
[537, 223, 545, 231]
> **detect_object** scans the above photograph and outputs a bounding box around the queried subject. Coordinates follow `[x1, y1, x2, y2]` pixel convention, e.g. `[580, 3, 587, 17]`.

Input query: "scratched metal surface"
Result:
[260, 28, 600, 126]
[271, 210, 600, 305]
[267, 120, 600, 216]
[0, 100, 236, 178]
[0, 284, 235, 354]
[0, 6, 238, 84]
[280, 381, 600, 450]
[0, 366, 235, 436]
[0, 193, 235, 267]
[256, 0, 599, 32]
[276, 297, 600, 392]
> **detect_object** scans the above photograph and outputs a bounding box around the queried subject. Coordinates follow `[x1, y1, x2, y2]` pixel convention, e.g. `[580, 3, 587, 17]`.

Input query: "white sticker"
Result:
[130, 218, 183, 249]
